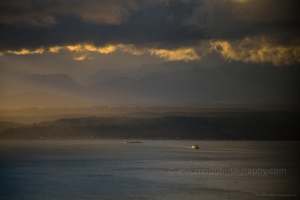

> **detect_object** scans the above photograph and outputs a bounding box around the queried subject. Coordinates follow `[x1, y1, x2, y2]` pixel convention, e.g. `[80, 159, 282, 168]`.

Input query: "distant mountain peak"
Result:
[0, 91, 99, 108]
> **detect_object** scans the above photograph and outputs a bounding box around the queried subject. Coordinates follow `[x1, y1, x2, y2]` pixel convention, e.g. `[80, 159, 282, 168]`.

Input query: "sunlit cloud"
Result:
[0, 43, 201, 62]
[118, 44, 146, 55]
[97, 45, 118, 54]
[211, 37, 300, 65]
[48, 46, 63, 53]
[6, 48, 45, 55]
[149, 48, 200, 61]
[65, 44, 117, 54]
[73, 55, 87, 61]
[2, 39, 299, 64]
[66, 45, 86, 52]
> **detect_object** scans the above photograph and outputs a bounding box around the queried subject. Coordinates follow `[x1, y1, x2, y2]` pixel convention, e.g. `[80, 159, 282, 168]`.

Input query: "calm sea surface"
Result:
[0, 140, 299, 199]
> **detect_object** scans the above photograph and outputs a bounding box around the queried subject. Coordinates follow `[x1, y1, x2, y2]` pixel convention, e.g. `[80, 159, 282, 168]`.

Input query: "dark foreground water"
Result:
[0, 140, 299, 200]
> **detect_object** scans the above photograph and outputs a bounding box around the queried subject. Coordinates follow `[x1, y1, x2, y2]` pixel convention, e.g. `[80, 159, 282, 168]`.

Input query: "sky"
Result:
[0, 0, 300, 105]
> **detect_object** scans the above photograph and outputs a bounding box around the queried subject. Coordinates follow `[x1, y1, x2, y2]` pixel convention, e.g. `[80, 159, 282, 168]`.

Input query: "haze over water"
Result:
[1, 140, 299, 200]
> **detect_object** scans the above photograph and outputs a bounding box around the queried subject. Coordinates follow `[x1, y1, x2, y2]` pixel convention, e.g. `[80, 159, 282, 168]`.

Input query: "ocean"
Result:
[0, 140, 299, 199]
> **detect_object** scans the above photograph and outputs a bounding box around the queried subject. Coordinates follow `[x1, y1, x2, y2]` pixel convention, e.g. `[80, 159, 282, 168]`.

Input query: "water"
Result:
[0, 140, 299, 199]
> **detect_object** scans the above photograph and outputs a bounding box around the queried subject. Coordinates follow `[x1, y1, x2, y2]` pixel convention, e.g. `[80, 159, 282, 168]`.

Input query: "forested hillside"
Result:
[1, 115, 298, 140]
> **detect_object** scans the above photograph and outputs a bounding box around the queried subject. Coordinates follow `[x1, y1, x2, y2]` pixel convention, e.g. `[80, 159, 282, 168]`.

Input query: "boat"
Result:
[191, 144, 199, 149]
[126, 139, 143, 143]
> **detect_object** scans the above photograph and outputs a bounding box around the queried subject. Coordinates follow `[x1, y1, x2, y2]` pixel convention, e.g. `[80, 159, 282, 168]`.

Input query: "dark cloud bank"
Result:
[0, 0, 299, 52]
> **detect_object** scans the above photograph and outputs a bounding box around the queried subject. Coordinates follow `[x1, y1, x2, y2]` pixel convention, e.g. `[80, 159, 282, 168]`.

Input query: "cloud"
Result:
[211, 37, 300, 65]
[0, 43, 201, 62]
[118, 44, 146, 56]
[1, 37, 299, 64]
[183, 0, 300, 39]
[0, 0, 299, 65]
[0, 0, 204, 52]
[48, 46, 62, 53]
[0, 0, 137, 26]
[149, 48, 200, 61]
[6, 48, 45, 55]
[73, 55, 87, 61]
[97, 45, 118, 54]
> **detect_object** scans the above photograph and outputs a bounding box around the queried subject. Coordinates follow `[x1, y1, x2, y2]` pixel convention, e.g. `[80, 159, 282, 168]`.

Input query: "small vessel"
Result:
[191, 144, 199, 149]
[126, 139, 143, 143]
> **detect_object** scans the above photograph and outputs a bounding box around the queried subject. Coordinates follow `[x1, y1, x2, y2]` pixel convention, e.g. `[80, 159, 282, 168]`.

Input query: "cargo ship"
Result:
[126, 139, 143, 143]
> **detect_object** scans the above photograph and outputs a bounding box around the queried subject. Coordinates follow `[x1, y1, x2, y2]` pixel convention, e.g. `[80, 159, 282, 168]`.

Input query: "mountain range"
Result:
[1, 62, 299, 107]
[0, 91, 100, 108]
